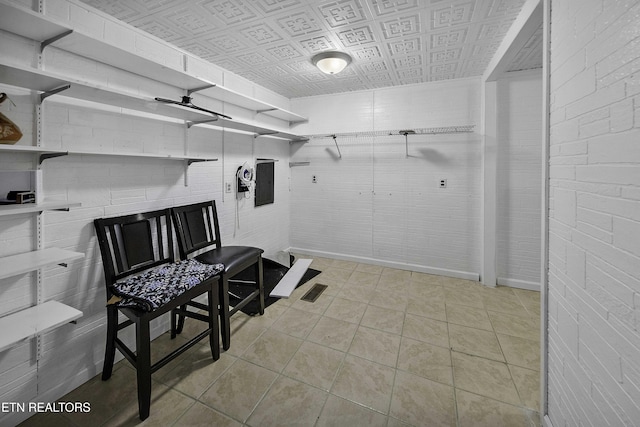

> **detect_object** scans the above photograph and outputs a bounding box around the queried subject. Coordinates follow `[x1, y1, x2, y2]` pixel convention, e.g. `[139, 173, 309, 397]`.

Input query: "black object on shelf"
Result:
[154, 96, 232, 120]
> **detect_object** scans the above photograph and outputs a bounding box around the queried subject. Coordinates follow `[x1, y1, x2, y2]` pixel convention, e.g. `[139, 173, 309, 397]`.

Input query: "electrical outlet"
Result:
[312, 175, 317, 183]
[225, 182, 232, 193]
[439, 179, 447, 188]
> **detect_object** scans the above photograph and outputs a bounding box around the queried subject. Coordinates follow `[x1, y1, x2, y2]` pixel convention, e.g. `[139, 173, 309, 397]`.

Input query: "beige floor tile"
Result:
[199, 359, 277, 423]
[445, 303, 493, 330]
[324, 297, 368, 324]
[452, 352, 521, 406]
[318, 267, 353, 284]
[397, 337, 453, 385]
[246, 376, 327, 427]
[101, 381, 195, 426]
[310, 257, 333, 270]
[224, 320, 267, 357]
[456, 389, 538, 427]
[497, 333, 540, 370]
[283, 341, 344, 391]
[175, 402, 241, 427]
[386, 417, 414, 427]
[448, 324, 504, 362]
[348, 326, 401, 367]
[410, 271, 442, 284]
[331, 259, 359, 271]
[307, 316, 358, 351]
[331, 355, 395, 414]
[60, 363, 138, 426]
[402, 313, 449, 348]
[439, 276, 482, 291]
[510, 365, 541, 411]
[361, 304, 405, 334]
[381, 268, 412, 284]
[317, 395, 388, 427]
[271, 307, 321, 338]
[158, 351, 235, 399]
[443, 288, 485, 308]
[369, 289, 408, 312]
[488, 311, 539, 341]
[356, 263, 385, 275]
[241, 329, 302, 372]
[21, 413, 76, 427]
[347, 270, 381, 287]
[376, 277, 411, 293]
[406, 297, 447, 321]
[483, 293, 529, 316]
[336, 284, 375, 303]
[390, 370, 456, 427]
[407, 282, 446, 301]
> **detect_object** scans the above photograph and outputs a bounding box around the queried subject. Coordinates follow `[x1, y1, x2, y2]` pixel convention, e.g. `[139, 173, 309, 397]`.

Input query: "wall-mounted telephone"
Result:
[237, 162, 253, 194]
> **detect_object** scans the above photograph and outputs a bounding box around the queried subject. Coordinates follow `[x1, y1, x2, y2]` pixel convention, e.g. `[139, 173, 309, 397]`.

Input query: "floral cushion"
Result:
[111, 259, 224, 312]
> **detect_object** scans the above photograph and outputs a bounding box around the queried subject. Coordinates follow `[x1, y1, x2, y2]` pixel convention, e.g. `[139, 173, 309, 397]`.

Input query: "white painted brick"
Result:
[587, 131, 640, 163]
[565, 80, 625, 119]
[613, 216, 640, 257]
[610, 99, 634, 132]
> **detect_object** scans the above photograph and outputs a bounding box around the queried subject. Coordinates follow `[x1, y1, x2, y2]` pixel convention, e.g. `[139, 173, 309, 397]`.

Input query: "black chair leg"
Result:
[170, 308, 177, 339]
[135, 319, 152, 421]
[175, 304, 187, 334]
[102, 306, 118, 381]
[219, 275, 231, 351]
[256, 257, 265, 316]
[208, 286, 220, 360]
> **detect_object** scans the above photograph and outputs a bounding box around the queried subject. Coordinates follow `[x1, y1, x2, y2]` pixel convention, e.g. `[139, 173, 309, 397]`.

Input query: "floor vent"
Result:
[301, 283, 328, 303]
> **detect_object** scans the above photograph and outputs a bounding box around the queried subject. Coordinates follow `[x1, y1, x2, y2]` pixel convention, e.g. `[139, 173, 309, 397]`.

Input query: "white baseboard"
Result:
[288, 247, 480, 282]
[497, 276, 541, 291]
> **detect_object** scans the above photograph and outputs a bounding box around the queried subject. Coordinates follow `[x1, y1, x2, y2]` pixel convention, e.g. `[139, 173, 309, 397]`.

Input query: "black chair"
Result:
[94, 209, 222, 421]
[171, 200, 264, 351]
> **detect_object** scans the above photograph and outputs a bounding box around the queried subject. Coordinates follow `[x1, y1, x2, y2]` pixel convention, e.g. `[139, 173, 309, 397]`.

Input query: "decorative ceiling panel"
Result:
[80, 0, 541, 98]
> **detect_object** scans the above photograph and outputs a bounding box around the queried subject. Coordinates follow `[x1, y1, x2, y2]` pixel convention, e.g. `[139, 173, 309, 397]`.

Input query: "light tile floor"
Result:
[20, 257, 542, 427]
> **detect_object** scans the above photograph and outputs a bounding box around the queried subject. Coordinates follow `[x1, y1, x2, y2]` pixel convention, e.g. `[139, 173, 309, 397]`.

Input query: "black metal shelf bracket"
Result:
[41, 30, 73, 54]
[187, 85, 215, 96]
[40, 85, 70, 103]
[39, 152, 69, 165]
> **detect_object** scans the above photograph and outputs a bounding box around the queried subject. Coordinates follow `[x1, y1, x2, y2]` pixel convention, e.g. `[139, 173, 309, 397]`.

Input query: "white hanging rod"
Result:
[303, 125, 475, 140]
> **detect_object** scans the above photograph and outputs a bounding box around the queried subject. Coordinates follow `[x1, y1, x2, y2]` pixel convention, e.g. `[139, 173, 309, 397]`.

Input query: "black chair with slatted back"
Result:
[94, 209, 222, 421]
[171, 200, 264, 351]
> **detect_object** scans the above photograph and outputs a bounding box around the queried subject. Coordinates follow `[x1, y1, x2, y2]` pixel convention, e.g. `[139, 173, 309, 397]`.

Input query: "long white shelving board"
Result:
[0, 0, 308, 125]
[0, 143, 218, 163]
[0, 300, 82, 352]
[0, 200, 81, 217]
[0, 247, 84, 280]
[0, 62, 306, 141]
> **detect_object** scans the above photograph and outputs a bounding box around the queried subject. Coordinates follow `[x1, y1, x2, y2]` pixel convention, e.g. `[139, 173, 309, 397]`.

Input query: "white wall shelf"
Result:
[1, 61, 307, 142]
[194, 85, 307, 123]
[0, 144, 217, 165]
[0, 247, 84, 280]
[0, 200, 81, 217]
[0, 0, 308, 129]
[0, 300, 83, 353]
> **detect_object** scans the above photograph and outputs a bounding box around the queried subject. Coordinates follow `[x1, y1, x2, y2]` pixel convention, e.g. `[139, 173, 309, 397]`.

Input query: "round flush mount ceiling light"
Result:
[312, 51, 352, 75]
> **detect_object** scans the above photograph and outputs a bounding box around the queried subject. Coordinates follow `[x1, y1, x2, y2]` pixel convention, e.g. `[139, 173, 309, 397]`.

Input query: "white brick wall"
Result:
[547, 0, 640, 425]
[290, 78, 483, 278]
[496, 70, 543, 288]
